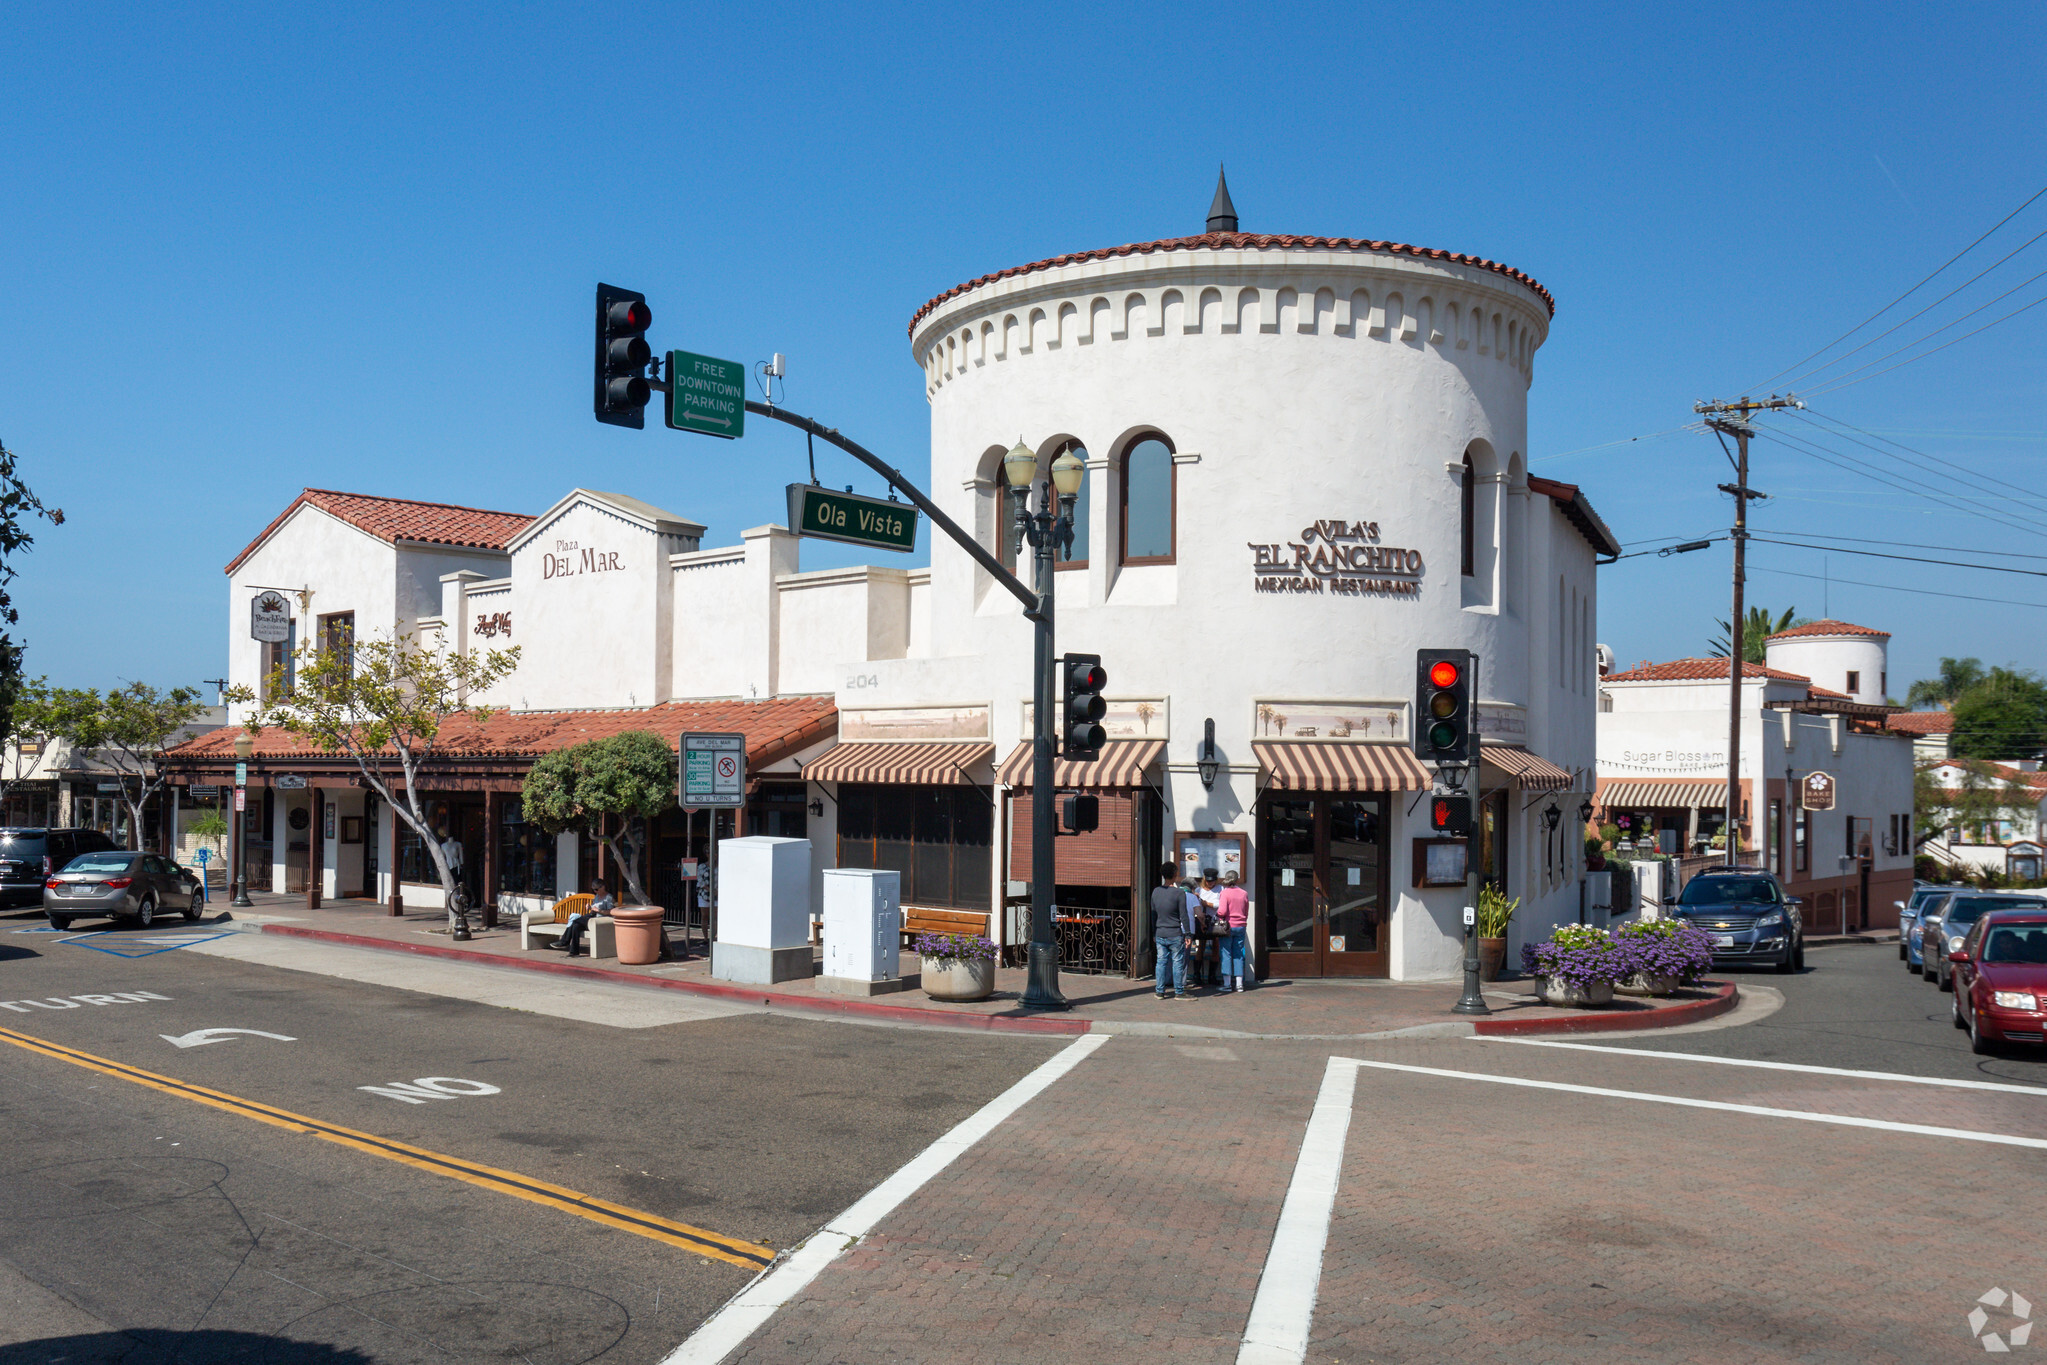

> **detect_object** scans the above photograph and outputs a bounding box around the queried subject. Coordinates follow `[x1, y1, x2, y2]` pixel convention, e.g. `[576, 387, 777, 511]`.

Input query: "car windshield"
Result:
[1947, 897, 2047, 928]
[0, 831, 49, 852]
[1679, 876, 1779, 906]
[63, 853, 135, 875]
[1981, 925, 2047, 964]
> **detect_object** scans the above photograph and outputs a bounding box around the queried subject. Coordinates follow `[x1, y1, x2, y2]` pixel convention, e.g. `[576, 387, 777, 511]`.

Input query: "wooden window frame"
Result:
[1118, 433, 1177, 567]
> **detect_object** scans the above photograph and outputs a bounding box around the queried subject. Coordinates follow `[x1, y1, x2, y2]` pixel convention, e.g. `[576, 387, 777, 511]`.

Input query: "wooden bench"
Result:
[901, 906, 989, 946]
[520, 893, 616, 959]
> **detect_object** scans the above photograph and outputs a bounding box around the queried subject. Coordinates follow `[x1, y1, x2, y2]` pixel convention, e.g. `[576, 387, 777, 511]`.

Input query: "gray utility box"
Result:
[711, 836, 813, 985]
[819, 869, 908, 996]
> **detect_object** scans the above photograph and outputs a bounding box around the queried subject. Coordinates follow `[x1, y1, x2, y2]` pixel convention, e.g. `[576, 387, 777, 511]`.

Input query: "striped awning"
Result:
[801, 741, 994, 786]
[1597, 779, 1728, 809]
[1484, 747, 1574, 792]
[996, 739, 1165, 789]
[1254, 742, 1432, 792]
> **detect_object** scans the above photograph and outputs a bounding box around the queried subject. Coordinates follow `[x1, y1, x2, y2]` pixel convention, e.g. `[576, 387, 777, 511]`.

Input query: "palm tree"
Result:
[1709, 606, 1802, 664]
[1906, 657, 1986, 711]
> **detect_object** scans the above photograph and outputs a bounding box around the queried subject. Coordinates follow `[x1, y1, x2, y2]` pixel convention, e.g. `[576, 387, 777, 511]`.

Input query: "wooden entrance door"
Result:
[1262, 794, 1390, 978]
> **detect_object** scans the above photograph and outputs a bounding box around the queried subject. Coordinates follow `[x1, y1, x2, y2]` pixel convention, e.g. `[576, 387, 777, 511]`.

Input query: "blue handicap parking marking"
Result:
[12, 926, 68, 934]
[65, 932, 235, 958]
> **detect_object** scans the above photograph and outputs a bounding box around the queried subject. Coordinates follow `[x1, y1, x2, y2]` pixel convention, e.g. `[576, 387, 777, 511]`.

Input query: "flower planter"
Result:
[610, 905, 664, 965]
[1477, 937, 1508, 982]
[1536, 976, 1614, 1008]
[1615, 971, 1682, 998]
[921, 956, 995, 1002]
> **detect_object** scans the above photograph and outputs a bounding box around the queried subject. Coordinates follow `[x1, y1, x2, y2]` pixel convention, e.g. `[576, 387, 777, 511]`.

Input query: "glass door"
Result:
[1262, 793, 1390, 978]
[1324, 798, 1387, 977]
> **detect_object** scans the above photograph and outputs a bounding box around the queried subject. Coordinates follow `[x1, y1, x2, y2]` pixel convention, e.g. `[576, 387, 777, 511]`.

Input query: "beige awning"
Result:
[1597, 779, 1728, 809]
[996, 739, 1165, 788]
[1254, 742, 1432, 792]
[1485, 747, 1574, 792]
[801, 741, 994, 786]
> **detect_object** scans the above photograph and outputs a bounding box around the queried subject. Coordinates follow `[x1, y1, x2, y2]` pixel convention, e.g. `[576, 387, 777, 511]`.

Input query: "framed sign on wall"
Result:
[1412, 838, 1469, 888]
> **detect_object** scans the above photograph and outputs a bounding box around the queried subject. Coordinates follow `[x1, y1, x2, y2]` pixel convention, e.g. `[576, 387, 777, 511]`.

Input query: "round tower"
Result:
[1763, 620, 1890, 704]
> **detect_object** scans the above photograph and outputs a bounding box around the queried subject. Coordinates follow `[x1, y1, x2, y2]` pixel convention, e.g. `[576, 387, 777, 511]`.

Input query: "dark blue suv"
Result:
[1668, 868, 1804, 973]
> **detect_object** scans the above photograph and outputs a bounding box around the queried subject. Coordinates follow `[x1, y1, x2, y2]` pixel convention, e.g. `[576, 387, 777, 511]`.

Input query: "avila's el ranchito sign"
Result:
[1248, 519, 1424, 596]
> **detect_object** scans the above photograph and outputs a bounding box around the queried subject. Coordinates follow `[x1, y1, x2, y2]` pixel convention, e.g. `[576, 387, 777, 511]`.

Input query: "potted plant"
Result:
[1520, 924, 1631, 1007]
[916, 932, 997, 1002]
[1475, 885, 1519, 981]
[1612, 918, 1715, 996]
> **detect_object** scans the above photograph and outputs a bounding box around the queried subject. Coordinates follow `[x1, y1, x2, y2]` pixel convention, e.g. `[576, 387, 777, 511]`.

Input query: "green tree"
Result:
[1948, 666, 2047, 761]
[1709, 606, 1804, 664]
[51, 683, 211, 849]
[1919, 759, 2036, 845]
[1906, 657, 1986, 711]
[230, 633, 519, 938]
[519, 730, 675, 908]
[0, 440, 63, 748]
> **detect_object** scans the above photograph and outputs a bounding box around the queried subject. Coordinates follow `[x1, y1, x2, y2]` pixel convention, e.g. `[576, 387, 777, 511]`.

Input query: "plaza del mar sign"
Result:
[1248, 519, 1424, 597]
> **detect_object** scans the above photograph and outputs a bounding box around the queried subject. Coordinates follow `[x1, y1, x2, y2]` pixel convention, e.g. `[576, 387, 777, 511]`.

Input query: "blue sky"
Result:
[4, 2, 2043, 698]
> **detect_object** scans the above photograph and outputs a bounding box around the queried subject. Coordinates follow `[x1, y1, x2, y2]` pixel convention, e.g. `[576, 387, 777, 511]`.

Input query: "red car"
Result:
[1951, 911, 2047, 1055]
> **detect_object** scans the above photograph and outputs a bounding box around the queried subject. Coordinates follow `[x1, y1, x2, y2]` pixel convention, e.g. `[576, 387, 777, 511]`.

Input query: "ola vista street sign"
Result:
[786, 484, 918, 553]
[666, 350, 745, 439]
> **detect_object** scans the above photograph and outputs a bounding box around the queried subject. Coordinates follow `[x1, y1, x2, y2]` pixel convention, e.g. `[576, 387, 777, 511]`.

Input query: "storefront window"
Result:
[498, 799, 556, 897]
[1794, 805, 1809, 873]
[837, 784, 989, 910]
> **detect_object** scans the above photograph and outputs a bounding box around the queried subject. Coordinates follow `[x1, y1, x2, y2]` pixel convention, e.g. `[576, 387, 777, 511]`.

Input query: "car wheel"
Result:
[135, 897, 154, 928]
[1794, 939, 1806, 971]
[47, 915, 70, 932]
[1938, 962, 1953, 993]
[183, 892, 202, 922]
[1900, 941, 1908, 960]
[1777, 941, 1796, 974]
[1971, 1010, 1997, 1056]
[1923, 958, 1938, 982]
[1954, 994, 1968, 1030]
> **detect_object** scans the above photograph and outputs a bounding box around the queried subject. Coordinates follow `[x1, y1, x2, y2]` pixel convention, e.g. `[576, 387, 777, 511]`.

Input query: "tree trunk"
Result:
[601, 826, 650, 906]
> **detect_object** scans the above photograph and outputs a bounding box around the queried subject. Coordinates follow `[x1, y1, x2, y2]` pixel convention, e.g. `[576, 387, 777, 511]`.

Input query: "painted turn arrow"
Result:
[159, 1028, 297, 1049]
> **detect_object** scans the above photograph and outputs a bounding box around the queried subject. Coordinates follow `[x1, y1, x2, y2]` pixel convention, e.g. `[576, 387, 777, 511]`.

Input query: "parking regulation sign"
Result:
[681, 732, 746, 808]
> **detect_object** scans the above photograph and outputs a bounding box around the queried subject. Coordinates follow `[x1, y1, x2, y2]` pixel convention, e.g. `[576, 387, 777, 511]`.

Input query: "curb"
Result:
[258, 926, 1091, 1037]
[1471, 979, 1739, 1036]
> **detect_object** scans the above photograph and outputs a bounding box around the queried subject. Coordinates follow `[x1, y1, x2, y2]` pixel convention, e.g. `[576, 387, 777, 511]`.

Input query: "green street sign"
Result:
[786, 483, 918, 553]
[666, 350, 745, 439]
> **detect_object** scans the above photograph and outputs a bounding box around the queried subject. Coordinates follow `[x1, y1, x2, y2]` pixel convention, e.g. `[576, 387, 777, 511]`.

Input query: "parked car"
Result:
[1950, 909, 2047, 1054]
[43, 851, 203, 929]
[1666, 868, 1804, 972]
[1903, 887, 1958, 973]
[0, 828, 121, 908]
[1923, 892, 2047, 991]
[1898, 885, 1947, 963]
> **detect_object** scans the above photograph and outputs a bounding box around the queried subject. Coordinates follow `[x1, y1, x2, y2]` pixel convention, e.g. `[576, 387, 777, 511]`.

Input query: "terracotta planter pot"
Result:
[1615, 971, 1681, 997]
[922, 956, 995, 1002]
[1477, 937, 1507, 982]
[1537, 976, 1615, 1008]
[610, 905, 664, 966]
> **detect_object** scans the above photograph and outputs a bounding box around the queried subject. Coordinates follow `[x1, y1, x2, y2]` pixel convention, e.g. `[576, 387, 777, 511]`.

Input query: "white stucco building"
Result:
[175, 183, 1618, 981]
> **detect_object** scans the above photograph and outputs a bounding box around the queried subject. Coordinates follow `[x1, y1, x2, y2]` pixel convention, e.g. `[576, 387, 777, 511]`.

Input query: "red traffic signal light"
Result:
[1429, 659, 1461, 689]
[1061, 653, 1108, 759]
[595, 283, 653, 429]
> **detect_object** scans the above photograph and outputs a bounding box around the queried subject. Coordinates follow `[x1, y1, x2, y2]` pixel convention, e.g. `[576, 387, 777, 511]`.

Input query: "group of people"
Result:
[1149, 863, 1253, 999]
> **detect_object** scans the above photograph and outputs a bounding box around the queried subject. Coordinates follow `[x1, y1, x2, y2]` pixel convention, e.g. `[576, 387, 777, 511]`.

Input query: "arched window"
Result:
[1054, 440, 1088, 569]
[1460, 450, 1476, 577]
[1120, 434, 1175, 565]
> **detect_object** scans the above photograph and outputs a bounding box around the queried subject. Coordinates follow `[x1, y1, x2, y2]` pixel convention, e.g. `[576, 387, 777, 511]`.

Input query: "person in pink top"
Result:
[1215, 869, 1253, 992]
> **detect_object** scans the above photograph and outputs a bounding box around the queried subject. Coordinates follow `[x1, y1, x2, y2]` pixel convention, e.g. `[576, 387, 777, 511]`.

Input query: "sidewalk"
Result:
[208, 892, 1738, 1041]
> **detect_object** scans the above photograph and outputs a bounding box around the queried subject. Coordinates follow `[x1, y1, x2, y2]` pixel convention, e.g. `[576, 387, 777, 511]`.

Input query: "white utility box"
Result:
[819, 869, 905, 996]
[711, 836, 813, 985]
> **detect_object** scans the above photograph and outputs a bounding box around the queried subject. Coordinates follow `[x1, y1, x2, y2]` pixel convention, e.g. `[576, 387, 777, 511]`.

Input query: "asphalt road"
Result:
[0, 915, 1062, 1364]
[1603, 937, 2047, 1083]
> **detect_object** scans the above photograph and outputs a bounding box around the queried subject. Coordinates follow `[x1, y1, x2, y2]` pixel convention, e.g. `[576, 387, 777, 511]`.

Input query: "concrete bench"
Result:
[519, 895, 616, 959]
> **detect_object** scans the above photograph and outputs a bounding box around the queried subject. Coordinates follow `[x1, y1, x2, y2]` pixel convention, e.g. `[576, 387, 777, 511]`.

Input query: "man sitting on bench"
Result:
[556, 892, 614, 958]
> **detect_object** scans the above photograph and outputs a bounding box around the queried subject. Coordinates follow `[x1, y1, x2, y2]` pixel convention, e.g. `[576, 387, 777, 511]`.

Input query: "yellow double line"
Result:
[0, 1024, 774, 1270]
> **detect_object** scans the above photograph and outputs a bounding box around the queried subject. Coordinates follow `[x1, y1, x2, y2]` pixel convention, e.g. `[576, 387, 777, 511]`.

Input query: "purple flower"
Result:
[1521, 925, 1632, 989]
[1613, 919, 1715, 981]
[915, 932, 996, 965]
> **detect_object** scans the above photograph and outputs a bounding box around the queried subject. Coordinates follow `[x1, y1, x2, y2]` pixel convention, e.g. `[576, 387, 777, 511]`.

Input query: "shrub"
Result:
[1614, 918, 1715, 981]
[1476, 885, 1520, 937]
[914, 932, 996, 965]
[1520, 925, 1633, 990]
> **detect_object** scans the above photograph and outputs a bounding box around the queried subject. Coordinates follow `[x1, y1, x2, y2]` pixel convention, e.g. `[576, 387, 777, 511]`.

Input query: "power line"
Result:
[1797, 267, 2047, 396]
[1753, 181, 2047, 390]
[1750, 425, 2047, 539]
[1532, 425, 1702, 464]
[1749, 564, 2047, 612]
[1804, 407, 2047, 504]
[1791, 408, 2047, 507]
[1752, 529, 2047, 563]
[1750, 535, 2047, 579]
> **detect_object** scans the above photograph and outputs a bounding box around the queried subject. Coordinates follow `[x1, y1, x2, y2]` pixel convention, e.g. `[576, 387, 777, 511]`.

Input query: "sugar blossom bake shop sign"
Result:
[1248, 520, 1424, 596]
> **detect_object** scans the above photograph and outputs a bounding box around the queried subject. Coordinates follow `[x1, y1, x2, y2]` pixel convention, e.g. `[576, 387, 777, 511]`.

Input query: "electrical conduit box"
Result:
[711, 837, 814, 985]
[818, 869, 907, 997]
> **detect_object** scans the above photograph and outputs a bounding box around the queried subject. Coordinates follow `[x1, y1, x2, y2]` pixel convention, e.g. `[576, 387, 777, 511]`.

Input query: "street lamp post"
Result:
[1007, 439, 1084, 1012]
[230, 733, 253, 908]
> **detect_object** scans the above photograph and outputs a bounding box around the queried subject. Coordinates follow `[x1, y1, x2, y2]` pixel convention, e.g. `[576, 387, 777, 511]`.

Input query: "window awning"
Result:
[801, 741, 994, 786]
[1597, 779, 1728, 809]
[1254, 742, 1431, 792]
[995, 739, 1165, 789]
[1484, 747, 1574, 792]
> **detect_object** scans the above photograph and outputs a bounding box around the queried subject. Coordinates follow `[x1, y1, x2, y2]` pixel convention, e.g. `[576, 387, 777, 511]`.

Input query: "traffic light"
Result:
[595, 283, 653, 428]
[1061, 794, 1100, 834]
[1060, 654, 1108, 759]
[1414, 648, 1475, 764]
[1429, 793, 1472, 836]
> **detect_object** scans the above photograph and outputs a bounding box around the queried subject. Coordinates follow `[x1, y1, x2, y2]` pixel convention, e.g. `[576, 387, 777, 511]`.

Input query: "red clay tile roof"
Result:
[1603, 658, 1814, 684]
[225, 489, 536, 575]
[1526, 474, 1623, 558]
[909, 231, 1554, 338]
[1764, 618, 1890, 641]
[164, 697, 836, 766]
[1888, 711, 1956, 735]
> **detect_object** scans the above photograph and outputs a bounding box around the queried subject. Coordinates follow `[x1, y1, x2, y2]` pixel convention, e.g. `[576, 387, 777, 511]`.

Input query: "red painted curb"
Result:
[258, 925, 1092, 1036]
[1472, 979, 1739, 1036]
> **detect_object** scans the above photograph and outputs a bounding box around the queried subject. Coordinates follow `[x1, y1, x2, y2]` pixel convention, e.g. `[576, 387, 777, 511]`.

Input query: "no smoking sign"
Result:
[682, 732, 746, 808]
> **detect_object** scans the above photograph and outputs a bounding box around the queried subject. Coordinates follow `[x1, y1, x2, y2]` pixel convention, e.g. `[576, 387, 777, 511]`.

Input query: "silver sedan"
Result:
[44, 851, 204, 930]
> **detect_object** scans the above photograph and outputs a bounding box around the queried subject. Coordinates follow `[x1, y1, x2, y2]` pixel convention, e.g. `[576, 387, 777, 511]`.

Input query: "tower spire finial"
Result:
[1206, 164, 1238, 235]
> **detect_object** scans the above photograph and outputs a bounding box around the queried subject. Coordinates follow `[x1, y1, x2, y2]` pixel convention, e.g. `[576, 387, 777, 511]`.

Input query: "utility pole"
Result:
[1694, 394, 1802, 868]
